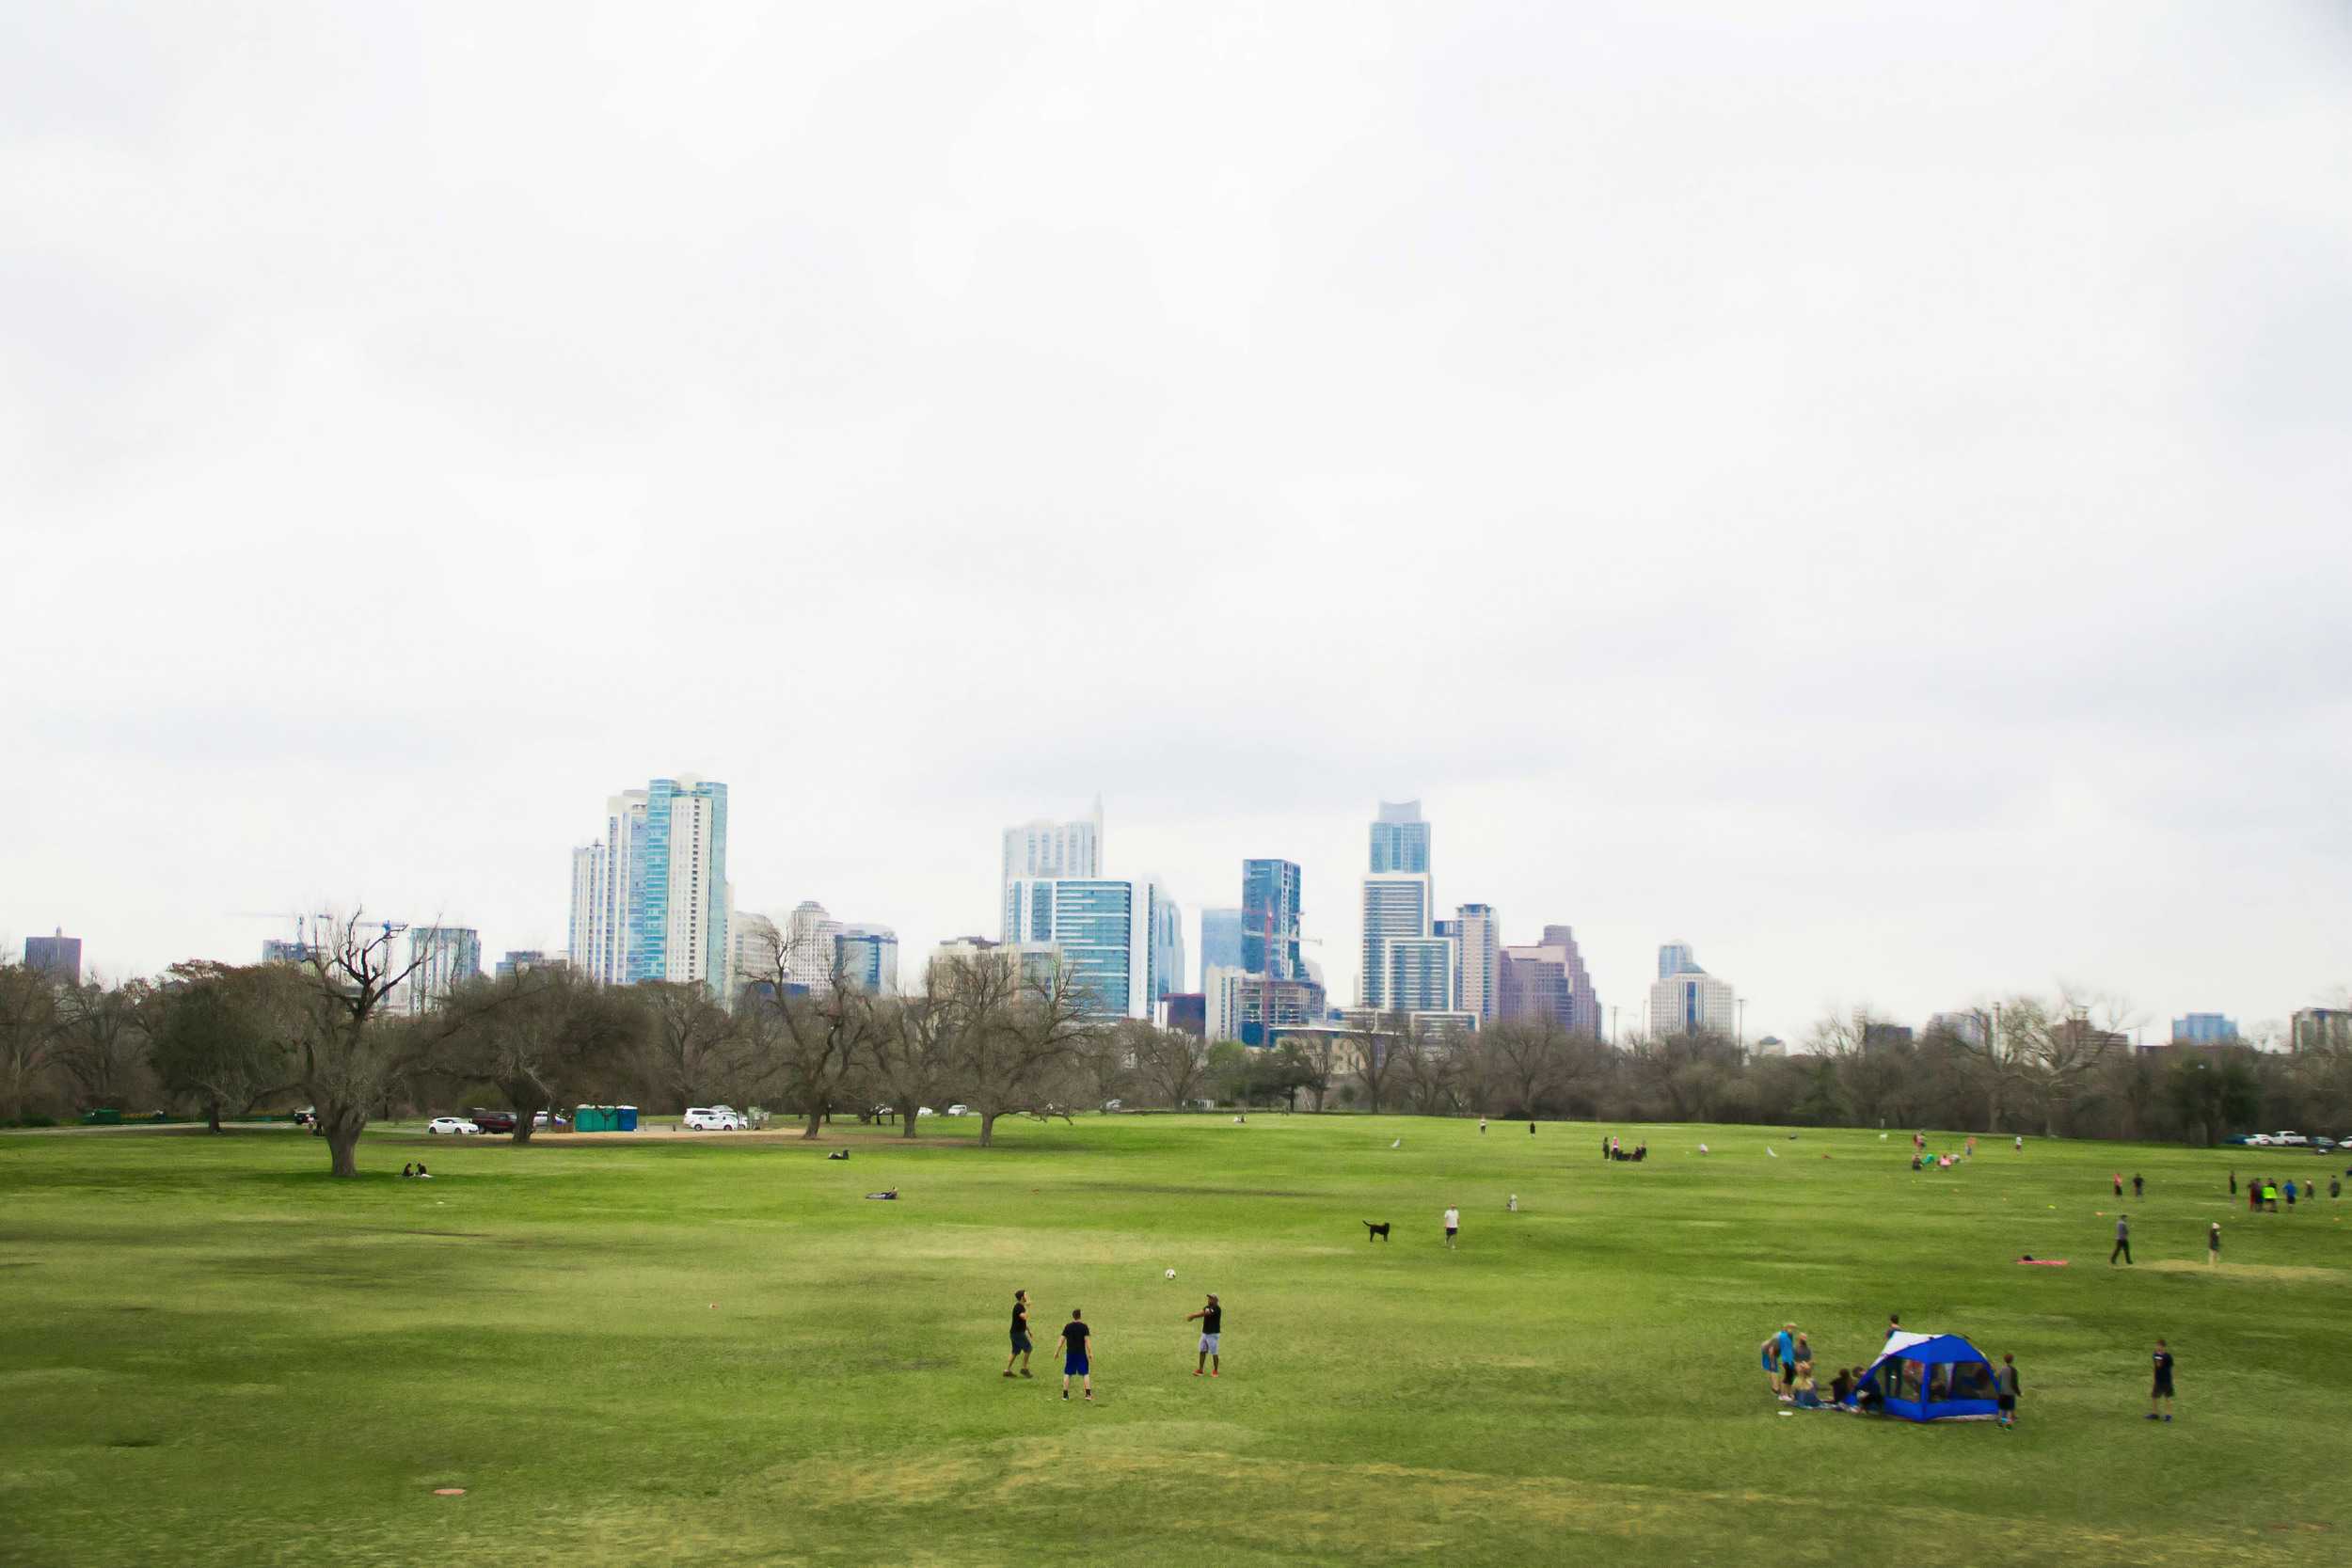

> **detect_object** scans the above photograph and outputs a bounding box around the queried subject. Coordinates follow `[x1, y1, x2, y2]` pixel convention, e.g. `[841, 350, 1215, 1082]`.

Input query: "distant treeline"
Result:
[4, 944, 2346, 1159]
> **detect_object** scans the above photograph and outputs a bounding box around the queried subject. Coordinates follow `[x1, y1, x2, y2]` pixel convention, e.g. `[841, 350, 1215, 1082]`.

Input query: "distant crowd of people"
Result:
[2231, 1169, 2340, 1212]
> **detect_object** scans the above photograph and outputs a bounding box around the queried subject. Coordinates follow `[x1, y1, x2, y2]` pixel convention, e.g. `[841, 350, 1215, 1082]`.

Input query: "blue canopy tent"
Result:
[1852, 1332, 2000, 1422]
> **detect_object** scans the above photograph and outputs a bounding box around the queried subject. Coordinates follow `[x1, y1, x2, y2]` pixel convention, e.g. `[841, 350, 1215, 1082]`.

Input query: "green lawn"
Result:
[2, 1117, 2345, 1567]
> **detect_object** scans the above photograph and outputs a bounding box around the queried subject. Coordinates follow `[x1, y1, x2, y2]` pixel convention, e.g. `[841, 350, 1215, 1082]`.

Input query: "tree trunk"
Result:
[511, 1121, 533, 1145]
[206, 1100, 223, 1133]
[326, 1123, 361, 1178]
[900, 1113, 919, 1138]
[979, 1111, 998, 1148]
[802, 1108, 823, 1138]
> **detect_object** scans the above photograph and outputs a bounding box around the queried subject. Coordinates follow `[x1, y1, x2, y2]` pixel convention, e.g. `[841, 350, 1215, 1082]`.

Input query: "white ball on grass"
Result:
[1165, 1268, 1176, 1279]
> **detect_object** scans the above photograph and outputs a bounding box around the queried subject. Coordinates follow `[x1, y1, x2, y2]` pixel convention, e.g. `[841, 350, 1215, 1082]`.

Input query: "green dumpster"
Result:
[80, 1108, 124, 1126]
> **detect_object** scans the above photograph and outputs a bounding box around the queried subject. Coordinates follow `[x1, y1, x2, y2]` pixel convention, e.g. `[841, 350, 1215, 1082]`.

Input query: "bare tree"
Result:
[1349, 1012, 1407, 1114]
[292, 913, 436, 1177]
[445, 967, 645, 1142]
[1127, 1019, 1210, 1109]
[1394, 1022, 1463, 1116]
[56, 979, 155, 1110]
[945, 953, 1096, 1147]
[0, 960, 65, 1122]
[865, 982, 963, 1138]
[638, 980, 743, 1110]
[1475, 1020, 1566, 1118]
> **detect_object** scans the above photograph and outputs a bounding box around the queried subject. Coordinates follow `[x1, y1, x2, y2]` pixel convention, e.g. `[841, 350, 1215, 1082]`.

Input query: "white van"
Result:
[682, 1106, 746, 1132]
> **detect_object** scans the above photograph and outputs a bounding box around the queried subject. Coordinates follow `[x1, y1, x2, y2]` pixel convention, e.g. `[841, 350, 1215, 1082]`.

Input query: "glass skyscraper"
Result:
[1369, 800, 1430, 874]
[568, 774, 732, 998]
[1240, 859, 1303, 980]
[1003, 877, 1181, 1020]
[1198, 907, 1244, 990]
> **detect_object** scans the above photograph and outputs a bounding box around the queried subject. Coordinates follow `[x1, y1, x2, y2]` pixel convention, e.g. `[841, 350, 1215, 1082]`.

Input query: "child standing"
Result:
[2207, 1223, 2221, 1266]
[1995, 1354, 2020, 1428]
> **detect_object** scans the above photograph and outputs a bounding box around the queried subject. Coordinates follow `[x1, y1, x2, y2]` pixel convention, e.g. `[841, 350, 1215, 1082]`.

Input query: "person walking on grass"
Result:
[2285, 1178, 2297, 1211]
[1773, 1323, 1798, 1401]
[1004, 1289, 1034, 1378]
[2111, 1213, 2132, 1265]
[2112, 1172, 2123, 1198]
[1185, 1293, 1222, 1377]
[2148, 1338, 2175, 1421]
[2207, 1223, 2221, 1267]
[1479, 1116, 1487, 1135]
[1443, 1205, 1461, 1249]
[1995, 1354, 2020, 1429]
[2132, 1173, 2143, 1197]
[1060, 1308, 1093, 1402]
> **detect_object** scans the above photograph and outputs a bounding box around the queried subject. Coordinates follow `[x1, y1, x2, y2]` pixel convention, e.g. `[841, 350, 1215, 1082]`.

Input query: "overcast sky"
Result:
[6, 2, 2348, 1042]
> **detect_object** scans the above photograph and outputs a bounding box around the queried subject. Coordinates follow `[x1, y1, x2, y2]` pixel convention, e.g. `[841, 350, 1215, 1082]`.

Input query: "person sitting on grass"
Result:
[415, 1163, 431, 1180]
[401, 1163, 415, 1179]
[1792, 1363, 1820, 1408]
[1829, 1367, 1854, 1406]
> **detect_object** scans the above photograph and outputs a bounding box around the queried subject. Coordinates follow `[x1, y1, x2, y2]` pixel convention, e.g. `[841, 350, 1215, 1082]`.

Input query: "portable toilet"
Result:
[615, 1105, 639, 1132]
[573, 1104, 612, 1132]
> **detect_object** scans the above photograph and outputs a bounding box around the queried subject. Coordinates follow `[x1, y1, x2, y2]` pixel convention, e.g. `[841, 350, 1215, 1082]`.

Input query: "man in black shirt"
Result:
[1060, 1308, 1093, 1402]
[2148, 1338, 2175, 1422]
[1185, 1293, 1223, 1378]
[1004, 1289, 1033, 1378]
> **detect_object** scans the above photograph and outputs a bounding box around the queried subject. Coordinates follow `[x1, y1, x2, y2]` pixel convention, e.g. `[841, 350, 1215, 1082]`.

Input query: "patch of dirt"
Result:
[2143, 1259, 2342, 1282]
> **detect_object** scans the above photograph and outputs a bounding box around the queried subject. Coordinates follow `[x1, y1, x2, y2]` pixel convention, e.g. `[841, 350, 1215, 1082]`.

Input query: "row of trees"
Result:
[6, 930, 2347, 1168]
[0, 915, 1104, 1174]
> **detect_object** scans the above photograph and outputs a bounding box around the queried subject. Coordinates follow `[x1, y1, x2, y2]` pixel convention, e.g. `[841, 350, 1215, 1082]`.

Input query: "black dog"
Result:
[826, 1149, 849, 1161]
[1363, 1221, 1391, 1243]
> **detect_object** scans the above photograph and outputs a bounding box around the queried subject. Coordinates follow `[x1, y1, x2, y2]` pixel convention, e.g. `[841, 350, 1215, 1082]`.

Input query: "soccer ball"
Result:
[1165, 1268, 1176, 1280]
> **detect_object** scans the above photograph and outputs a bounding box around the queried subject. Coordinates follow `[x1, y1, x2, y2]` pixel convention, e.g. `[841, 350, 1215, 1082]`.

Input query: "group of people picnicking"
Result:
[1765, 1317, 2176, 1426]
[1000, 1288, 1226, 1402]
[1602, 1134, 1646, 1162]
[398, 1162, 431, 1179]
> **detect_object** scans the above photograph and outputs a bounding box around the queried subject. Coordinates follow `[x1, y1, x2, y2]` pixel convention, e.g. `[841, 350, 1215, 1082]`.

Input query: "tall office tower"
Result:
[785, 900, 846, 991]
[730, 912, 781, 991]
[405, 927, 482, 1015]
[2170, 1013, 2238, 1043]
[1451, 904, 1500, 1024]
[1240, 860, 1303, 979]
[23, 930, 82, 985]
[1369, 800, 1430, 874]
[1359, 873, 1435, 1008]
[568, 775, 731, 998]
[836, 926, 900, 994]
[494, 950, 564, 980]
[2291, 1008, 2352, 1053]
[1198, 908, 1244, 989]
[1205, 965, 1327, 1045]
[1646, 942, 1735, 1037]
[1004, 877, 1179, 1018]
[1498, 924, 1601, 1036]
[1379, 935, 1456, 1012]
[999, 800, 1104, 936]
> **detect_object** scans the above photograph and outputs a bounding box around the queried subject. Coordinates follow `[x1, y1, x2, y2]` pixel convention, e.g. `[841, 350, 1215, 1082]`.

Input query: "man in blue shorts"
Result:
[1060, 1308, 1093, 1402]
[1185, 1293, 1223, 1377]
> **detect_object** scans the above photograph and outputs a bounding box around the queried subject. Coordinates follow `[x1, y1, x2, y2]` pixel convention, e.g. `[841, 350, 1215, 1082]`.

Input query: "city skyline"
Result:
[10, 778, 2346, 1047]
[8, 5, 2348, 1045]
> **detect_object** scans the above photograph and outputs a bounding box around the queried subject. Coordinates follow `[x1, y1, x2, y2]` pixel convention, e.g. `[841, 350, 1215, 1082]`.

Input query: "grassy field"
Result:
[3, 1115, 2346, 1567]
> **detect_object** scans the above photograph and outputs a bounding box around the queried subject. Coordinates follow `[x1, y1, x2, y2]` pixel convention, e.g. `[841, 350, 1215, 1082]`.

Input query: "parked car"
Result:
[946, 1104, 970, 1117]
[426, 1117, 482, 1135]
[532, 1110, 564, 1130]
[2273, 1131, 2312, 1147]
[1102, 1099, 1123, 1112]
[916, 1106, 936, 1117]
[469, 1109, 518, 1134]
[682, 1106, 746, 1131]
[292, 1107, 317, 1127]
